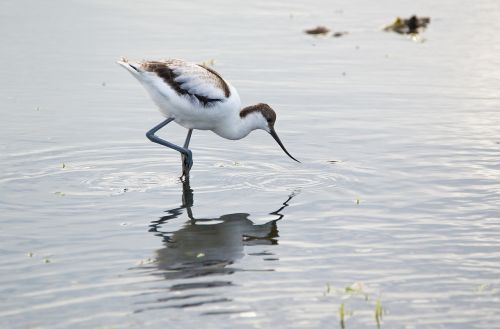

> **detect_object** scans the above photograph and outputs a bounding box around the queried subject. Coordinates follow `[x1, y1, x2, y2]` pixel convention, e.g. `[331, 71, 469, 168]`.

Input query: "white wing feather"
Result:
[168, 60, 227, 100]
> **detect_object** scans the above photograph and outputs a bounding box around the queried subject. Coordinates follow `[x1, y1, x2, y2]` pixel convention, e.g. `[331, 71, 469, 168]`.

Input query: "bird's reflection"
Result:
[135, 180, 296, 313]
[148, 179, 296, 281]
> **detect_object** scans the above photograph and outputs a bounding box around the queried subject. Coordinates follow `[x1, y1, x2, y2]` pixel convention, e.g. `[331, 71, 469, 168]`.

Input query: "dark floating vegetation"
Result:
[304, 15, 430, 40]
[383, 15, 431, 34]
[332, 31, 349, 38]
[304, 26, 349, 39]
[304, 25, 331, 35]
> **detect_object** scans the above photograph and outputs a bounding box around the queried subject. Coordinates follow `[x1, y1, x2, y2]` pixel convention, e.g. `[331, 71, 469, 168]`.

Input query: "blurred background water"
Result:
[0, 0, 499, 328]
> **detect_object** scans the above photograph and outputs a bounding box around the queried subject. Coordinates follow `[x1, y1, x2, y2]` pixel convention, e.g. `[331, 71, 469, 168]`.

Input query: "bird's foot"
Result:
[181, 149, 193, 178]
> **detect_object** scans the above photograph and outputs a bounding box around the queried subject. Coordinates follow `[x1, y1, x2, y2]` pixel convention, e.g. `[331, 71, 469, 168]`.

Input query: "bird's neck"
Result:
[214, 109, 264, 140]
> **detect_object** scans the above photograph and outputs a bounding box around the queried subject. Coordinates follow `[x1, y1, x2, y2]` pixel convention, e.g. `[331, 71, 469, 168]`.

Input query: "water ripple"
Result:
[0, 141, 360, 196]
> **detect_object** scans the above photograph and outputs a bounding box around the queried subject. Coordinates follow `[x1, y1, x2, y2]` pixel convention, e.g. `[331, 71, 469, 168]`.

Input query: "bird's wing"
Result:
[140, 59, 231, 104]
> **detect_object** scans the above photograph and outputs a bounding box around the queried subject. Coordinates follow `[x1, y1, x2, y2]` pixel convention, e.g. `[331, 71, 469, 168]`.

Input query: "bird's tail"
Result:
[116, 57, 142, 76]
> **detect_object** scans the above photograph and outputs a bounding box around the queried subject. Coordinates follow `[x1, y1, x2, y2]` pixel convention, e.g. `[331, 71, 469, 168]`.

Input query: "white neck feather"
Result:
[214, 112, 267, 140]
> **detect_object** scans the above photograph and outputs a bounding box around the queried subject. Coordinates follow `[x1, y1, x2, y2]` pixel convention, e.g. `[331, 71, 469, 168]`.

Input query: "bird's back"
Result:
[142, 59, 231, 104]
[118, 58, 241, 130]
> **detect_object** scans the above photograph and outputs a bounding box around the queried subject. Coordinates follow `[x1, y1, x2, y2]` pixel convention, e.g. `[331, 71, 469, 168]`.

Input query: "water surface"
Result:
[1, 0, 499, 328]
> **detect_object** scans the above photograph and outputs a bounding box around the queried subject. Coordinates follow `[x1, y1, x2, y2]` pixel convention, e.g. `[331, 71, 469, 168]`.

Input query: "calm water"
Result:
[1, 0, 499, 328]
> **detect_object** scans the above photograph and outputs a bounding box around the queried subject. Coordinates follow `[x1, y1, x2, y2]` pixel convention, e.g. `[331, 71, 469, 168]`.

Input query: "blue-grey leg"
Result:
[146, 118, 193, 175]
[183, 129, 193, 148]
[182, 129, 194, 176]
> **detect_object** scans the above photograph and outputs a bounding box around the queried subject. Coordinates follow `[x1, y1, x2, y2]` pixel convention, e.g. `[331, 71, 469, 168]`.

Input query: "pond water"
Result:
[1, 0, 499, 328]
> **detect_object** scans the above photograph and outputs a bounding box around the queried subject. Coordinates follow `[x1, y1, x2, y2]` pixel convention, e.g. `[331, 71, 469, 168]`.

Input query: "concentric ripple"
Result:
[0, 141, 362, 196]
[0, 141, 182, 197]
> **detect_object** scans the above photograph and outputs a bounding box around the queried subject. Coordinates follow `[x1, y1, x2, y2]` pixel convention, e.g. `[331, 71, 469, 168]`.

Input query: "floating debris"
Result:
[137, 257, 156, 266]
[27, 252, 34, 257]
[332, 31, 349, 38]
[62, 163, 66, 169]
[200, 59, 216, 67]
[54, 191, 65, 196]
[356, 198, 360, 205]
[476, 283, 493, 293]
[216, 161, 241, 168]
[43, 258, 51, 263]
[383, 15, 430, 34]
[345, 281, 364, 294]
[304, 26, 330, 35]
[196, 252, 205, 258]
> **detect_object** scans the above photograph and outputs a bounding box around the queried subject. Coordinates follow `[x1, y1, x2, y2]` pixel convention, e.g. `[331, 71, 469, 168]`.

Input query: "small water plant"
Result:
[339, 302, 345, 329]
[323, 282, 386, 328]
[375, 298, 383, 328]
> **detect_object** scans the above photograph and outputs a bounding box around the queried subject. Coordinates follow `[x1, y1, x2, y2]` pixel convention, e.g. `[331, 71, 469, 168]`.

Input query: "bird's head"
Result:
[240, 103, 300, 163]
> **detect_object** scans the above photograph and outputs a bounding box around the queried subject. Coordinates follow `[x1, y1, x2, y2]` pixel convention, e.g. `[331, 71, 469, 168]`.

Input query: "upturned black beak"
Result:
[269, 128, 300, 163]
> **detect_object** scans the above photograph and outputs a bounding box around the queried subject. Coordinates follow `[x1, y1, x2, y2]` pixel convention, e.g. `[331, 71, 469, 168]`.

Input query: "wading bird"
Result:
[117, 58, 299, 177]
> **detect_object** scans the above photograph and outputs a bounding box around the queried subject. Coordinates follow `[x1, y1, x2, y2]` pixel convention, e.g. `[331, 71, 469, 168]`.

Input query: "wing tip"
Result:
[117, 57, 141, 73]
